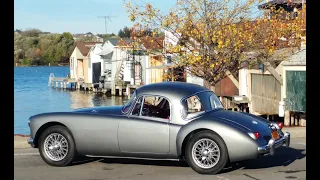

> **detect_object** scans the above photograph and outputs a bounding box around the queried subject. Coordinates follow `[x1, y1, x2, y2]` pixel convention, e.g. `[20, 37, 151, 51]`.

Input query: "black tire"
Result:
[38, 125, 76, 167]
[185, 130, 228, 174]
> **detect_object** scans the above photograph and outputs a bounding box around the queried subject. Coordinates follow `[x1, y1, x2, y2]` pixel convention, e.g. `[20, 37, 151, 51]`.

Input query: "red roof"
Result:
[75, 42, 102, 56]
[140, 36, 164, 50]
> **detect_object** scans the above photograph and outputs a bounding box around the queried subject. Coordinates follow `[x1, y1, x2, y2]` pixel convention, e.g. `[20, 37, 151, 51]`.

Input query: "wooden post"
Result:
[63, 82, 67, 89]
[119, 87, 123, 96]
[60, 82, 63, 88]
[111, 85, 116, 96]
[76, 83, 80, 90]
[284, 110, 290, 126]
[56, 82, 58, 88]
[128, 91, 131, 99]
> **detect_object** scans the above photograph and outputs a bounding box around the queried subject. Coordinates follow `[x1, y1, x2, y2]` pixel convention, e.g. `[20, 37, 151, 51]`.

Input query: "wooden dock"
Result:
[50, 77, 79, 89]
[50, 77, 140, 97]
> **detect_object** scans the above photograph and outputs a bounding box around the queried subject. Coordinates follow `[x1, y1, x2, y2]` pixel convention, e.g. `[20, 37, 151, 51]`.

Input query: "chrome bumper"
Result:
[257, 132, 290, 156]
[27, 137, 35, 148]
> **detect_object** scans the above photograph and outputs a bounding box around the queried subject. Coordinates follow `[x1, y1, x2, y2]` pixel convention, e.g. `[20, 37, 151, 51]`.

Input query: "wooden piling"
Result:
[284, 110, 290, 126]
[111, 86, 116, 96]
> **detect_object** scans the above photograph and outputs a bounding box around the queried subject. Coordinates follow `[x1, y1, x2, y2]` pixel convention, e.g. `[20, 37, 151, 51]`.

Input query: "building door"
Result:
[285, 71, 306, 112]
[77, 59, 84, 79]
[251, 74, 281, 114]
[92, 62, 101, 84]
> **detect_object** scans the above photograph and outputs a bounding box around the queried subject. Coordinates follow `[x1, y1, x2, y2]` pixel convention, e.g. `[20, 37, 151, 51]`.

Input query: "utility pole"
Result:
[132, 42, 135, 85]
[98, 13, 116, 35]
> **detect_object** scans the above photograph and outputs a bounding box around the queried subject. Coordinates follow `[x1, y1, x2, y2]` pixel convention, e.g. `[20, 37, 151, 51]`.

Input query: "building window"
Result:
[70, 58, 73, 68]
[88, 56, 91, 68]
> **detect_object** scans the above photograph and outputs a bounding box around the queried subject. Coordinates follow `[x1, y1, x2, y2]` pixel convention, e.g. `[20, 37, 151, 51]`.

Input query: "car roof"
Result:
[135, 82, 210, 100]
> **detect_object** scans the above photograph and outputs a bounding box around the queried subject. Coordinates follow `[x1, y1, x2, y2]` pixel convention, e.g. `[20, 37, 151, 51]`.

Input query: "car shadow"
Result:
[68, 146, 305, 172]
[69, 155, 188, 167]
[99, 158, 189, 167]
[220, 147, 306, 174]
[69, 155, 102, 166]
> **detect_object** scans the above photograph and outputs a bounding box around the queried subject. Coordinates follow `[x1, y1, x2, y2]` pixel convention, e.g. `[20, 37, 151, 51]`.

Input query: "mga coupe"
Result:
[27, 82, 290, 174]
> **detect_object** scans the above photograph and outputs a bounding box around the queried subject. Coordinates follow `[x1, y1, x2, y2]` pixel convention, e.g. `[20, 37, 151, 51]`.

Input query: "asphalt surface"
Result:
[14, 137, 306, 180]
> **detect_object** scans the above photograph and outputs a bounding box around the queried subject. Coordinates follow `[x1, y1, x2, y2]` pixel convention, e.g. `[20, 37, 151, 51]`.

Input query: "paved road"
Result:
[14, 137, 306, 180]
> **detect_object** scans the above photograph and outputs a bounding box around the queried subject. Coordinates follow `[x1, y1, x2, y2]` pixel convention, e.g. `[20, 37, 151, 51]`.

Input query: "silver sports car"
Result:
[27, 82, 290, 174]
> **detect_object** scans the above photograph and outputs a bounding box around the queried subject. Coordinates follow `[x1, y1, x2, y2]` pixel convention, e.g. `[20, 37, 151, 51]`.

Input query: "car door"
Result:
[118, 95, 170, 154]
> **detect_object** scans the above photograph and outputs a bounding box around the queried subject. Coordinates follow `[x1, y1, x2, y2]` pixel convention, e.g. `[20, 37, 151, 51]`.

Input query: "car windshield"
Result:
[122, 91, 136, 113]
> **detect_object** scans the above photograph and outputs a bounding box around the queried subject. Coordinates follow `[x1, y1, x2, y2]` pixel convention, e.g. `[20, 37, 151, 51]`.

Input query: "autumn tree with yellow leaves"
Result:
[123, 0, 306, 85]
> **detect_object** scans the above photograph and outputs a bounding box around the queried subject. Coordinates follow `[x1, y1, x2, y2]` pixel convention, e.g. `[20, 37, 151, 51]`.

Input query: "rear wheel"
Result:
[185, 130, 228, 174]
[38, 125, 76, 167]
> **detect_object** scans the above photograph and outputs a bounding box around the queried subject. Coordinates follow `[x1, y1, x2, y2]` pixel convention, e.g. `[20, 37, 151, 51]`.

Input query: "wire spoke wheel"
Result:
[44, 133, 69, 162]
[191, 138, 220, 169]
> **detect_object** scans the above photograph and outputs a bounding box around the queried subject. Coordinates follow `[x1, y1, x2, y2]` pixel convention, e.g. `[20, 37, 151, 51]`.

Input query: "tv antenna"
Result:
[98, 13, 117, 35]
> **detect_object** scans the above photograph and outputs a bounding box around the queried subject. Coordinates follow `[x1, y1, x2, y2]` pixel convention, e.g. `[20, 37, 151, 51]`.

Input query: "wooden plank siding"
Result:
[251, 73, 281, 115]
[215, 77, 239, 97]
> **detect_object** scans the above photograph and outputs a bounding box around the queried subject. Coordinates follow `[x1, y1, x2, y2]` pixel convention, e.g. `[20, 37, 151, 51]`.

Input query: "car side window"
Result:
[182, 95, 205, 119]
[140, 96, 171, 120]
[131, 97, 143, 116]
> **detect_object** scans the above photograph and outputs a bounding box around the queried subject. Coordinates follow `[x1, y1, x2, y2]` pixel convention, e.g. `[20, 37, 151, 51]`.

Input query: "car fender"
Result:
[29, 112, 122, 156]
[176, 118, 259, 162]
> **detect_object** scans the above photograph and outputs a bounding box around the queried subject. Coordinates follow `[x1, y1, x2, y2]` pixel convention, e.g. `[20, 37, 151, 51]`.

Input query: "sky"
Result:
[14, 0, 176, 35]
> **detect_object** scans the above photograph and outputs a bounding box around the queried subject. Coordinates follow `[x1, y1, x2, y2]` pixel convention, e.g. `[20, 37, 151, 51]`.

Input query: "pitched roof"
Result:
[106, 38, 133, 46]
[282, 48, 306, 66]
[140, 36, 164, 50]
[108, 38, 122, 46]
[258, 0, 306, 9]
[75, 42, 102, 56]
[76, 42, 90, 56]
[83, 42, 103, 46]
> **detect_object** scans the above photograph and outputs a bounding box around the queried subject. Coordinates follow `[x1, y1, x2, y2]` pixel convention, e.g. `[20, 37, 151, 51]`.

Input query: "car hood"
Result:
[210, 109, 271, 132]
[72, 106, 124, 116]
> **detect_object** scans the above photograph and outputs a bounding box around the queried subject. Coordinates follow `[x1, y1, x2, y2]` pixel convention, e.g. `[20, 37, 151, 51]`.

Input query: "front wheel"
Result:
[38, 125, 76, 167]
[185, 130, 229, 174]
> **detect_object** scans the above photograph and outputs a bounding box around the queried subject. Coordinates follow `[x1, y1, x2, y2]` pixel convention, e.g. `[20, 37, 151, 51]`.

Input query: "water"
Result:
[14, 66, 128, 135]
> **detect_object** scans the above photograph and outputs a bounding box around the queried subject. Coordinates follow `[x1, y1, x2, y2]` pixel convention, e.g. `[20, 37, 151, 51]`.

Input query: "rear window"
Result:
[181, 91, 223, 119]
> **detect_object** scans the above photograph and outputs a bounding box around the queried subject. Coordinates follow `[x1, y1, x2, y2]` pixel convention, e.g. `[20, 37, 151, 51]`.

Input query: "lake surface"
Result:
[14, 66, 128, 135]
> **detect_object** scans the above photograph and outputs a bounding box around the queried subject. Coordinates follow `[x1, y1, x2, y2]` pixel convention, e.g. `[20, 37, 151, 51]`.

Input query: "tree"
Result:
[62, 32, 73, 40]
[123, 0, 306, 85]
[21, 28, 42, 37]
[118, 26, 132, 38]
[123, 26, 131, 37]
[14, 28, 76, 66]
[118, 29, 125, 37]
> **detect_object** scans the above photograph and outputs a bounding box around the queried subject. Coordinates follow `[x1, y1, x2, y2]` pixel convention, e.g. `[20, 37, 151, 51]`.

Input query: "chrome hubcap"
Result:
[192, 138, 220, 169]
[44, 133, 68, 161]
